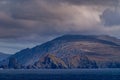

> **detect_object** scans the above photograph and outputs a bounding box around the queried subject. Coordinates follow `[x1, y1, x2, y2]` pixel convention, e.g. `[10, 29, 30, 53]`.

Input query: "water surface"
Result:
[0, 69, 120, 80]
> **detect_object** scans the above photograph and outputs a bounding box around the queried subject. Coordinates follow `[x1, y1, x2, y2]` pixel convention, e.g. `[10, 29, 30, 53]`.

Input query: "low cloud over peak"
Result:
[0, 0, 120, 53]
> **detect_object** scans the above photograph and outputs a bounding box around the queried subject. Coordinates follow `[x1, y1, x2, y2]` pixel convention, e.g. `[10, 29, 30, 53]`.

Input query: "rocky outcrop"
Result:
[33, 54, 67, 69]
[27, 54, 98, 69]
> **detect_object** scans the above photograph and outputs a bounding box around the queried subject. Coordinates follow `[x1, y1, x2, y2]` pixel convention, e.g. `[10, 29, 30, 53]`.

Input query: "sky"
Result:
[0, 0, 120, 54]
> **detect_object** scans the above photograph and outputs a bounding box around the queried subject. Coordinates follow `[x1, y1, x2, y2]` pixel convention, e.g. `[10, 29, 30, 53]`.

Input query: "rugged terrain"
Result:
[1, 35, 120, 69]
[0, 52, 10, 61]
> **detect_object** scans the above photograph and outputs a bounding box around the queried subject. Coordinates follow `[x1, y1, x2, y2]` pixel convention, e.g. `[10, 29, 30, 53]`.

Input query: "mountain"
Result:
[1, 35, 120, 69]
[32, 54, 68, 69]
[0, 52, 11, 61]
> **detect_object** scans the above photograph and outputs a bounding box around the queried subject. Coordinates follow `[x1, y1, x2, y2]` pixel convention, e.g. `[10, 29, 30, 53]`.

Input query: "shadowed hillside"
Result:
[0, 52, 11, 61]
[1, 35, 120, 69]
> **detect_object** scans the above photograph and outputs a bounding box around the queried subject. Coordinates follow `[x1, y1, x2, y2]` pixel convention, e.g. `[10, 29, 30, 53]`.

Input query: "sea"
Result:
[0, 69, 120, 80]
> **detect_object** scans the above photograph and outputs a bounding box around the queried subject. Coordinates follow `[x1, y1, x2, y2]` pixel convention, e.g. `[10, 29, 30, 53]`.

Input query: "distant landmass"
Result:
[0, 35, 120, 69]
[0, 52, 11, 61]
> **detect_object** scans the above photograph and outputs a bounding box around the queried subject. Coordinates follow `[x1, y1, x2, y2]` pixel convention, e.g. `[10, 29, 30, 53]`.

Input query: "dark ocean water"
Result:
[0, 69, 120, 80]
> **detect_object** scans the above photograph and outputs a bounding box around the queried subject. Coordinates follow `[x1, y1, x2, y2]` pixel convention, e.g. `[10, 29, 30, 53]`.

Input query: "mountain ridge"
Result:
[1, 34, 120, 69]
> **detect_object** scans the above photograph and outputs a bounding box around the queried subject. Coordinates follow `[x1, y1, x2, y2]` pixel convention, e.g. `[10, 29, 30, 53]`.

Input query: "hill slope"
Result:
[0, 52, 11, 61]
[1, 35, 120, 69]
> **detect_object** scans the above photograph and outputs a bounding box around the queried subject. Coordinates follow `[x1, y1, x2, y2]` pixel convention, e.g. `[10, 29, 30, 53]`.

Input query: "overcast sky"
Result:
[0, 0, 120, 54]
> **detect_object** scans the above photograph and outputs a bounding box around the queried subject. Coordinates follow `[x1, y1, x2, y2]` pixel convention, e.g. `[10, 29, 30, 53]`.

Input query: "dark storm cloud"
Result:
[5, 0, 120, 20]
[0, 12, 31, 38]
[0, 0, 119, 38]
[59, 0, 119, 6]
[0, 0, 78, 38]
[100, 9, 120, 26]
[39, 0, 119, 6]
[0, 0, 120, 53]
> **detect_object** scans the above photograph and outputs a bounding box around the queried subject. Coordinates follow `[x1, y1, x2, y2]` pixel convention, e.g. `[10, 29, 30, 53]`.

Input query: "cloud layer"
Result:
[100, 8, 120, 26]
[0, 0, 120, 53]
